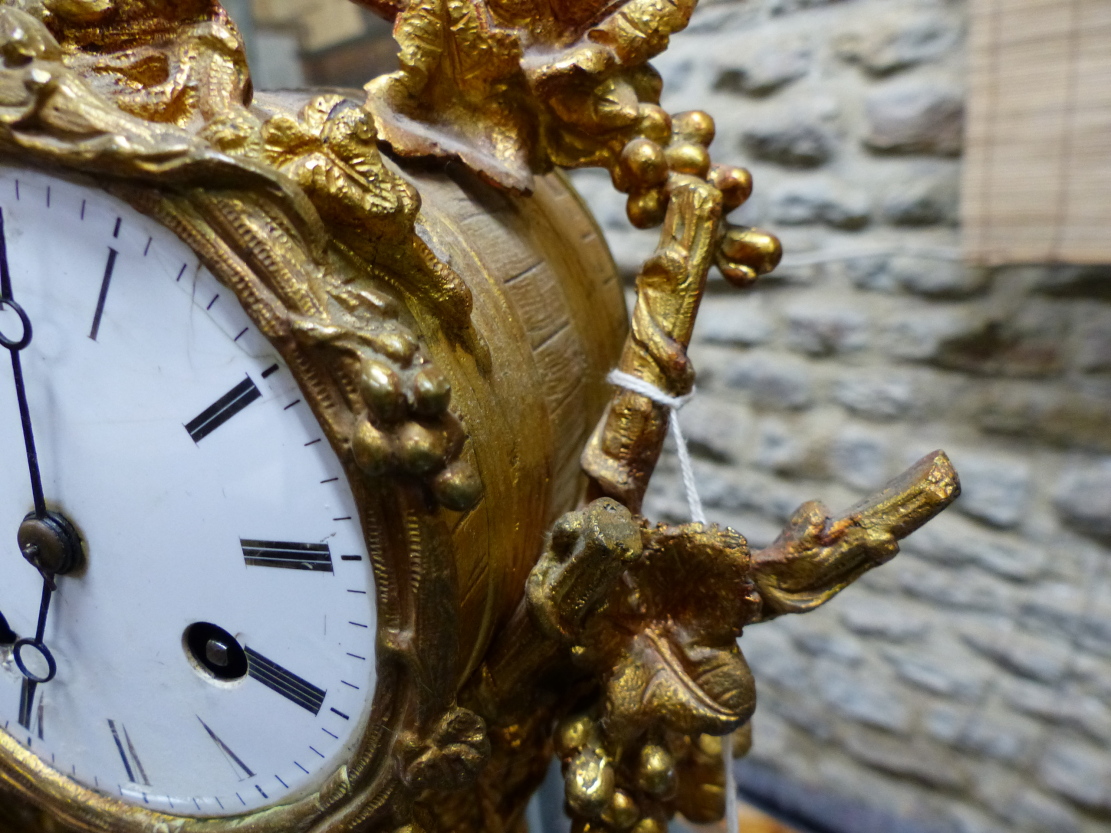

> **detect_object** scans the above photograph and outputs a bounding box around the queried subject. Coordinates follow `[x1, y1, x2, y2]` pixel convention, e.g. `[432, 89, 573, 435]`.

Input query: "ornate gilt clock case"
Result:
[0, 0, 960, 832]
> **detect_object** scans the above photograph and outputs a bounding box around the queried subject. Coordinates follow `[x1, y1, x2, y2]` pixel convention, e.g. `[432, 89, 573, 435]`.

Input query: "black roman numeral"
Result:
[108, 720, 151, 786]
[197, 716, 255, 780]
[89, 248, 118, 341]
[241, 539, 333, 573]
[17, 680, 35, 731]
[185, 377, 261, 442]
[245, 647, 326, 715]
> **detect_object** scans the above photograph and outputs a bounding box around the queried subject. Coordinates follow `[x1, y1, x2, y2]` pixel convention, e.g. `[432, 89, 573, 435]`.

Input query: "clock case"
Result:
[0, 1, 632, 829]
[0, 1, 960, 832]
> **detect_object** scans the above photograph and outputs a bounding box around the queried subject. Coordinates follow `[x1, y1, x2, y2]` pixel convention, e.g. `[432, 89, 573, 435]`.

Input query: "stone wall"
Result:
[238, 0, 1111, 828]
[570, 1, 1111, 831]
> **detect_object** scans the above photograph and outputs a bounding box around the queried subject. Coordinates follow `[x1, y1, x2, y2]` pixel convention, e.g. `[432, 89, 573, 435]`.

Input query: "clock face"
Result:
[0, 165, 378, 816]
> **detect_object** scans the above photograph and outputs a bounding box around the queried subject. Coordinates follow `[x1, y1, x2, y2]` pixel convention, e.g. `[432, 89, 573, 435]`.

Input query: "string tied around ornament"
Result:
[607, 368, 707, 525]
[607, 368, 739, 832]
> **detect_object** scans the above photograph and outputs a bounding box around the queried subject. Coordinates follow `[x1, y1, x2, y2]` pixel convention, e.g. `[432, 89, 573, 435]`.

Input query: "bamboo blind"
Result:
[963, 0, 1111, 264]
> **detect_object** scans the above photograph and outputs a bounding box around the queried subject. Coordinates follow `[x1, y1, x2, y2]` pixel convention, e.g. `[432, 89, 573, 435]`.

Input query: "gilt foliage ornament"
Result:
[0, 0, 960, 831]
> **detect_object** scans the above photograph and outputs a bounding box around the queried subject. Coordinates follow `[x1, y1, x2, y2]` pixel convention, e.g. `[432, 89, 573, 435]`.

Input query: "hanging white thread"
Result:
[607, 368, 707, 526]
[725, 735, 738, 833]
[608, 368, 736, 830]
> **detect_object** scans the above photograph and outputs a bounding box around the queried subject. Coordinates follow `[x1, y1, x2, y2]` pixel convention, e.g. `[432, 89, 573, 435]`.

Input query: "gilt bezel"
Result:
[0, 158, 457, 833]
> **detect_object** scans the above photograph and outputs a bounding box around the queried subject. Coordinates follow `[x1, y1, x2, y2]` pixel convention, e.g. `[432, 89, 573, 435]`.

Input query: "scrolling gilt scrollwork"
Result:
[0, 0, 961, 832]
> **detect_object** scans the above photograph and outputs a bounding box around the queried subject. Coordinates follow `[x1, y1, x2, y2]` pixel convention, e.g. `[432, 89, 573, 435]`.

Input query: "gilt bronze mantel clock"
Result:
[0, 0, 959, 831]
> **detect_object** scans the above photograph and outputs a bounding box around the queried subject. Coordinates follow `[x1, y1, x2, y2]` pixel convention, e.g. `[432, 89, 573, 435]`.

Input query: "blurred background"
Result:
[228, 0, 1111, 831]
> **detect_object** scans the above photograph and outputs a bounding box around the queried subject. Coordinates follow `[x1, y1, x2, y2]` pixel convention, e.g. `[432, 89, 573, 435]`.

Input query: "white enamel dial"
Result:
[0, 165, 378, 816]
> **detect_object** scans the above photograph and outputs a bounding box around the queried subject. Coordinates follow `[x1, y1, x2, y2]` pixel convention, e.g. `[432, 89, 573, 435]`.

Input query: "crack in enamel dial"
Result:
[0, 165, 379, 817]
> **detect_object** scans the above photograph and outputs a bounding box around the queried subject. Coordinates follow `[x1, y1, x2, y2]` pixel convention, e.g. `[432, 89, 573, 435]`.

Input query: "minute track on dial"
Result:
[0, 168, 379, 818]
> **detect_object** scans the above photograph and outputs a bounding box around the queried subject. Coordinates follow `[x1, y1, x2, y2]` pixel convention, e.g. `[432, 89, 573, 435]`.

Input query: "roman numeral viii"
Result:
[245, 647, 326, 715]
[108, 720, 151, 786]
[241, 539, 333, 573]
[185, 376, 261, 442]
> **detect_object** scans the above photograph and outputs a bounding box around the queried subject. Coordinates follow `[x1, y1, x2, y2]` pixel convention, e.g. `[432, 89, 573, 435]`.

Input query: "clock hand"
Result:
[0, 209, 82, 722]
[0, 207, 46, 519]
[15, 579, 54, 729]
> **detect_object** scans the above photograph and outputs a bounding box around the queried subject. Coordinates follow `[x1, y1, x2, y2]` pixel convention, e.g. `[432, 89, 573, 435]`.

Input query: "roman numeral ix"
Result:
[245, 647, 326, 715]
[241, 539, 333, 573]
[185, 376, 261, 442]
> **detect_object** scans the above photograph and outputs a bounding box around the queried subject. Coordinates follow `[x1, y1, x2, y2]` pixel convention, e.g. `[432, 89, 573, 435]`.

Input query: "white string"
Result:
[606, 369, 736, 830]
[725, 735, 738, 833]
[607, 369, 707, 525]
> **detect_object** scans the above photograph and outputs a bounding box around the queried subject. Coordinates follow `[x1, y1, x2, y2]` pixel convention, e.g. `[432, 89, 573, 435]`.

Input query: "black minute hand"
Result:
[0, 207, 82, 729]
[0, 206, 45, 519]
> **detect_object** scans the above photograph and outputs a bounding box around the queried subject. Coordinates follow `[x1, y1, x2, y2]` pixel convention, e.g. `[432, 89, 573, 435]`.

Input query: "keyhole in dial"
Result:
[184, 622, 248, 683]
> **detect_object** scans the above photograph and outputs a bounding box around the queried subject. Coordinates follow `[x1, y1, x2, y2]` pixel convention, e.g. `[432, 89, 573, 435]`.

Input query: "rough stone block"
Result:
[1004, 679, 1111, 744]
[846, 256, 988, 298]
[746, 711, 794, 763]
[1003, 791, 1081, 833]
[1053, 457, 1111, 542]
[763, 689, 840, 740]
[770, 176, 872, 229]
[1075, 653, 1111, 700]
[695, 295, 776, 346]
[768, 0, 853, 14]
[833, 371, 915, 420]
[815, 659, 912, 733]
[843, 255, 894, 291]
[1038, 740, 1111, 811]
[784, 303, 870, 355]
[974, 299, 1072, 377]
[841, 598, 929, 642]
[886, 651, 987, 701]
[1031, 263, 1111, 300]
[1074, 311, 1111, 372]
[1077, 587, 1111, 661]
[786, 623, 865, 666]
[743, 121, 835, 168]
[976, 382, 1111, 453]
[713, 41, 811, 96]
[939, 802, 1009, 833]
[902, 514, 1046, 582]
[882, 308, 984, 363]
[697, 463, 816, 524]
[842, 732, 965, 789]
[950, 453, 1031, 530]
[828, 424, 889, 490]
[961, 623, 1070, 684]
[753, 417, 811, 474]
[925, 704, 1038, 763]
[887, 257, 989, 298]
[741, 625, 811, 691]
[722, 352, 816, 410]
[1019, 580, 1088, 638]
[864, 80, 964, 156]
[834, 10, 959, 76]
[680, 395, 751, 464]
[881, 172, 960, 226]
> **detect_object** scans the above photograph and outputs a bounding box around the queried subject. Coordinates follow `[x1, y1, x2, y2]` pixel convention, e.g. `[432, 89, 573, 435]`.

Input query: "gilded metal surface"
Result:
[0, 0, 960, 831]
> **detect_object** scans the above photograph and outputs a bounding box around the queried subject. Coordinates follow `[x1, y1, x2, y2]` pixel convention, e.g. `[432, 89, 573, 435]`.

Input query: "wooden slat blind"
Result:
[963, 0, 1111, 264]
